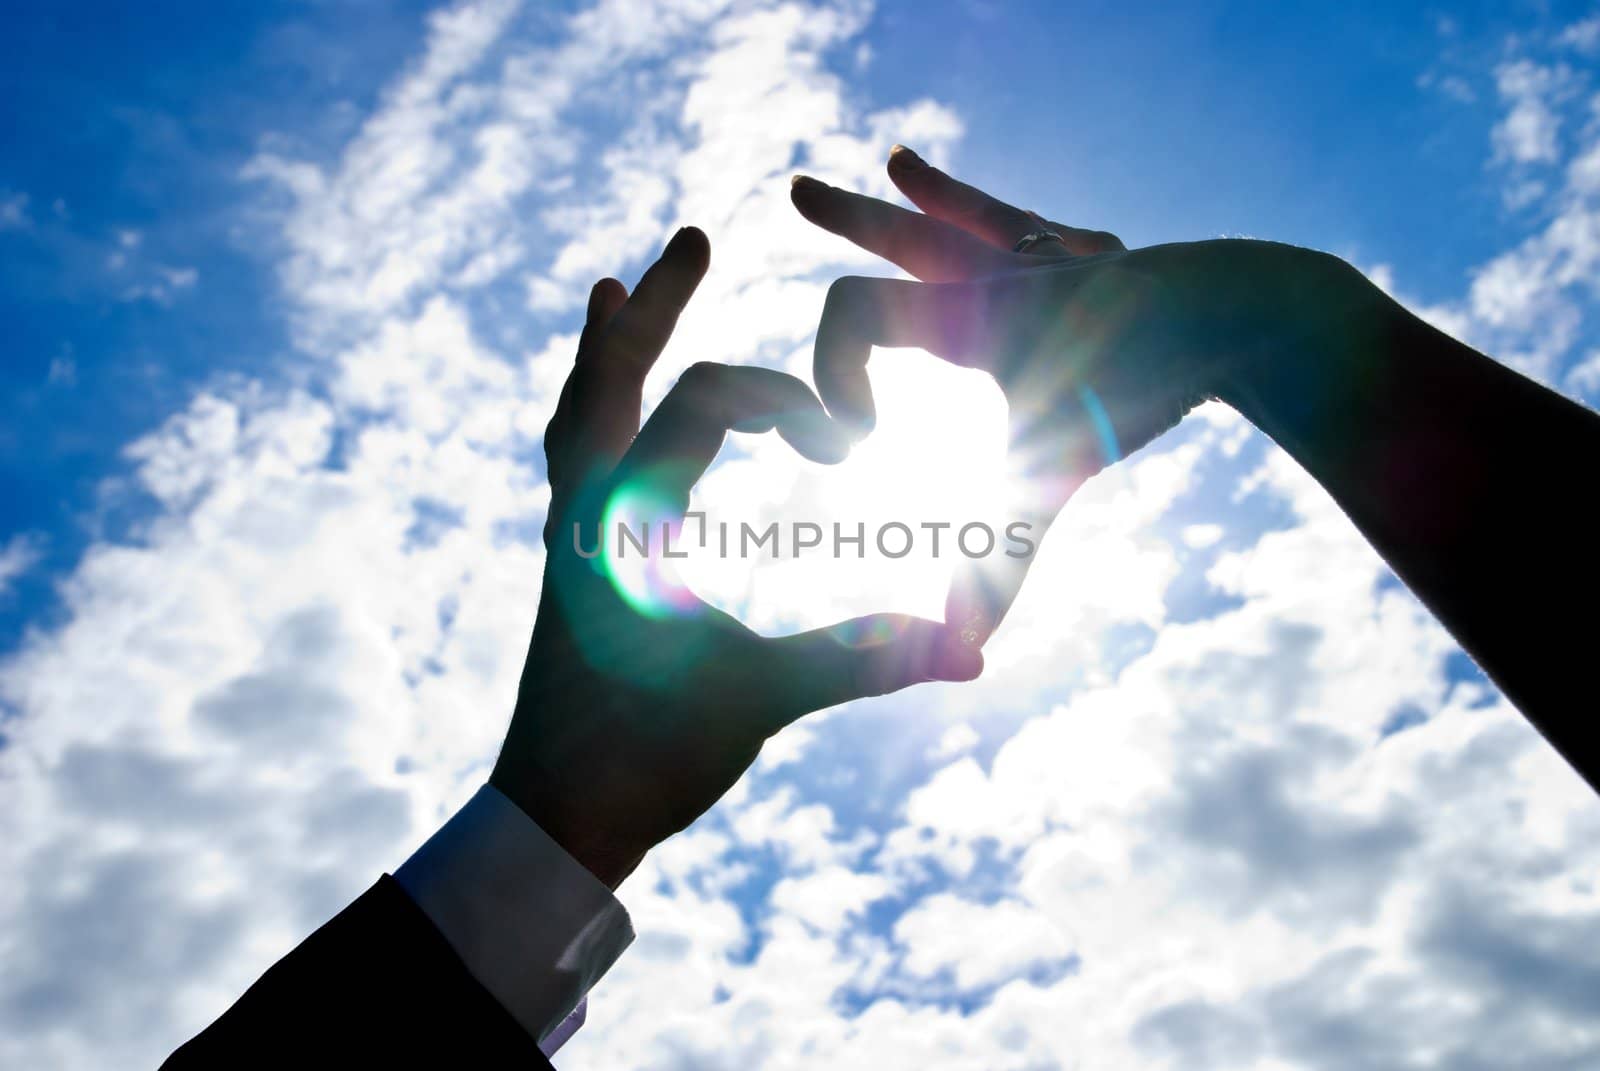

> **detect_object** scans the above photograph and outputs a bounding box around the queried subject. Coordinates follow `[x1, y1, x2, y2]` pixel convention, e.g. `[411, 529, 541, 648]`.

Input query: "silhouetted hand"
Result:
[490, 227, 981, 889]
[791, 146, 1342, 643]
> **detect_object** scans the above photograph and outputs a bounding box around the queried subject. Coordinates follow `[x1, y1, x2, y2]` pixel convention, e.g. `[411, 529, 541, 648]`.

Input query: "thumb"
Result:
[753, 614, 982, 733]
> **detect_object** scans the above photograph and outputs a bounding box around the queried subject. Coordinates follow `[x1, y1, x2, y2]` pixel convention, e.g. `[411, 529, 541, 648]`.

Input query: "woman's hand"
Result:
[792, 146, 1345, 643]
[491, 227, 981, 890]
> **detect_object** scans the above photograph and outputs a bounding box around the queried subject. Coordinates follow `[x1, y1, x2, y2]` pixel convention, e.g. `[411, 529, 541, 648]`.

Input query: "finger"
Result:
[814, 275, 989, 436]
[579, 276, 631, 357]
[612, 363, 850, 515]
[943, 401, 1101, 645]
[755, 614, 982, 731]
[887, 145, 1123, 256]
[884, 144, 1040, 250]
[546, 277, 629, 489]
[942, 505, 1059, 648]
[567, 227, 712, 471]
[602, 225, 711, 374]
[1033, 211, 1128, 255]
[790, 174, 1016, 282]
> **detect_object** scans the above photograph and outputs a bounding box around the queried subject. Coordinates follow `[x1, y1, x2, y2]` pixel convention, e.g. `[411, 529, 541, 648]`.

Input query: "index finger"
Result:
[887, 146, 1123, 256]
[612, 363, 849, 516]
[790, 175, 1017, 282]
[599, 225, 711, 375]
[813, 275, 988, 437]
[562, 227, 713, 474]
[885, 146, 1040, 250]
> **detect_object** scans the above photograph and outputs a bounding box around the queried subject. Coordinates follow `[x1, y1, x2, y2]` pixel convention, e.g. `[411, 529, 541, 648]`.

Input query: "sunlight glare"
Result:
[680, 349, 1018, 631]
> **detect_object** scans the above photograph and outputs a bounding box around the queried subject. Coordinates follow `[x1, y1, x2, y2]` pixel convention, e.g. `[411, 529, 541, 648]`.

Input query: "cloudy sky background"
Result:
[3, 1, 1600, 1067]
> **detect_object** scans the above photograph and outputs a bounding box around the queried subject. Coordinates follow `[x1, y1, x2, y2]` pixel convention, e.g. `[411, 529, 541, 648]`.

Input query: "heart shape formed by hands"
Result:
[673, 344, 1015, 636]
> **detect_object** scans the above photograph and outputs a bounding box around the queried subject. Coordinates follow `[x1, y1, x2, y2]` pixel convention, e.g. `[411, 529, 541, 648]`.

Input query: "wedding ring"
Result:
[1013, 228, 1066, 253]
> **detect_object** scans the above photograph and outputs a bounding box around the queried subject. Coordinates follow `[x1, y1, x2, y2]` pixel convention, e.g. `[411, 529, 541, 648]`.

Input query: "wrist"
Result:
[489, 760, 644, 891]
[1206, 243, 1390, 420]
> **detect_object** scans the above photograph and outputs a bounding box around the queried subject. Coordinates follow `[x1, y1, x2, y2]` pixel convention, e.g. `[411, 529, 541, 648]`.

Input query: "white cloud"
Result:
[571, 16, 1600, 1067]
[243, 0, 532, 343]
[894, 893, 1072, 991]
[863, 446, 1600, 1068]
[119, 264, 201, 305]
[1568, 348, 1600, 394]
[0, 2, 963, 1065]
[1491, 59, 1566, 166]
[1369, 45, 1600, 393]
[5, 4, 1600, 1070]
[731, 787, 857, 871]
[930, 721, 978, 758]
[771, 864, 893, 932]
[1559, 16, 1600, 55]
[0, 190, 28, 230]
[1180, 522, 1223, 549]
[160, 266, 198, 290]
[0, 534, 42, 596]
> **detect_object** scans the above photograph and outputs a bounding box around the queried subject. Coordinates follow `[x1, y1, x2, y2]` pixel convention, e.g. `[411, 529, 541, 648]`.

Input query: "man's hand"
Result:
[791, 146, 1344, 644]
[490, 227, 982, 889]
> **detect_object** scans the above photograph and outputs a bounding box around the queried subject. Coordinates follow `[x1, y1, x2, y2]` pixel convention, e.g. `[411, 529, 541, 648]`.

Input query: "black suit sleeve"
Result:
[162, 875, 555, 1070]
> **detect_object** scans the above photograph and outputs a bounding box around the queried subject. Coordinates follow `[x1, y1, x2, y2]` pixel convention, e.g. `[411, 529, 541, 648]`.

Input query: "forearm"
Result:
[162, 877, 550, 1069]
[1218, 254, 1600, 787]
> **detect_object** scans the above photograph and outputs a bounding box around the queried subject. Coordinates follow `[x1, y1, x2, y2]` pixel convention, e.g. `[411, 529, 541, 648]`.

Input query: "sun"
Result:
[678, 348, 1021, 632]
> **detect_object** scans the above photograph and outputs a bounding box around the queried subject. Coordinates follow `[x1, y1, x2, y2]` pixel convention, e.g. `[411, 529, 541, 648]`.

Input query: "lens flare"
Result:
[599, 479, 702, 619]
[1077, 385, 1122, 467]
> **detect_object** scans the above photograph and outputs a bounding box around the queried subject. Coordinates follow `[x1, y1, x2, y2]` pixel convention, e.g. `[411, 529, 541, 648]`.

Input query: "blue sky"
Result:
[3, 2, 1600, 1068]
[3, 0, 1594, 646]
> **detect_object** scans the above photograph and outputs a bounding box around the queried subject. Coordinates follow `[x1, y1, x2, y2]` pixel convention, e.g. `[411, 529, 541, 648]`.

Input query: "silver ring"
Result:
[1013, 228, 1066, 253]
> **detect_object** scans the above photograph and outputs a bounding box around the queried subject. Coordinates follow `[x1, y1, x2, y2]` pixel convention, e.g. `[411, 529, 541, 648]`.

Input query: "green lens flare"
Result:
[599, 478, 701, 620]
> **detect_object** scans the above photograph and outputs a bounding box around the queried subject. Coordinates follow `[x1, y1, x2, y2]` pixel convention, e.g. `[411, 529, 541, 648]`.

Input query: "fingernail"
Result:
[664, 226, 709, 266]
[791, 174, 824, 193]
[889, 144, 925, 168]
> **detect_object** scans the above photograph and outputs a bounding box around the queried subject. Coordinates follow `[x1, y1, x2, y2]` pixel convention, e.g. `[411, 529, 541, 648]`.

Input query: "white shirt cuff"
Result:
[393, 784, 634, 1054]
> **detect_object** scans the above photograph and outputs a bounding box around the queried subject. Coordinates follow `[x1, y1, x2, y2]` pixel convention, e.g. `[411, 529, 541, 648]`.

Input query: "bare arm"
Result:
[1221, 261, 1600, 784]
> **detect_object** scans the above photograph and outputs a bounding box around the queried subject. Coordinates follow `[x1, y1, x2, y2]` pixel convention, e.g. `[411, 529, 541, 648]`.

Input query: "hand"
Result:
[490, 227, 982, 889]
[791, 146, 1342, 643]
